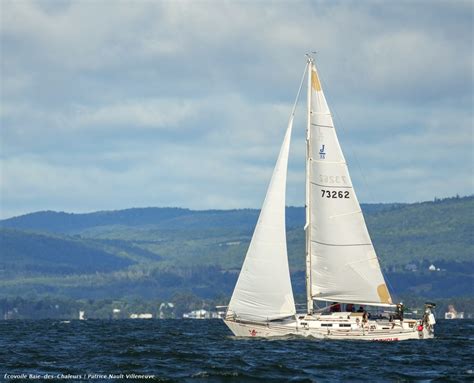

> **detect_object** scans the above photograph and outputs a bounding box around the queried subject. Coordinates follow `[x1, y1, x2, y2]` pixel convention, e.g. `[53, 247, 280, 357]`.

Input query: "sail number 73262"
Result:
[321, 190, 350, 199]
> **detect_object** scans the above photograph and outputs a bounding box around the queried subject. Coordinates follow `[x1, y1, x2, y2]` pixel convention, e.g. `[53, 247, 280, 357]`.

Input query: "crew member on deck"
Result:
[329, 302, 341, 312]
[395, 302, 405, 321]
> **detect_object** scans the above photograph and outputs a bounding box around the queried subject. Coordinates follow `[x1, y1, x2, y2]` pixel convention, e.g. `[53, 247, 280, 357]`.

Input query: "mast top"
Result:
[305, 51, 317, 63]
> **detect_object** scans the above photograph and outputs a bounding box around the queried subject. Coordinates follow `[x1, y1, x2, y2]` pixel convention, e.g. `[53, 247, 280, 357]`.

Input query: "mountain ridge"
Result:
[1, 201, 410, 233]
[0, 195, 472, 301]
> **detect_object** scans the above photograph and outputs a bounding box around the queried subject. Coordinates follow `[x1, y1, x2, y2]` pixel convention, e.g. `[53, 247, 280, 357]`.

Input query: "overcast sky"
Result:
[1, 0, 473, 219]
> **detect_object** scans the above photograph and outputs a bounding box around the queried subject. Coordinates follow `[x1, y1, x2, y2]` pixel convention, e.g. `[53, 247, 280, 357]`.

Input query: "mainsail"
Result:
[307, 62, 393, 307]
[227, 116, 296, 321]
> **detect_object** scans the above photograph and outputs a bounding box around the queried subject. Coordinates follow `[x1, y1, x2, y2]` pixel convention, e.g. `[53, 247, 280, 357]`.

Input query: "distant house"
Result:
[130, 313, 152, 319]
[219, 241, 242, 247]
[405, 263, 418, 272]
[183, 309, 209, 319]
[112, 308, 121, 319]
[159, 302, 175, 319]
[3, 308, 18, 320]
[445, 305, 464, 320]
[182, 309, 220, 319]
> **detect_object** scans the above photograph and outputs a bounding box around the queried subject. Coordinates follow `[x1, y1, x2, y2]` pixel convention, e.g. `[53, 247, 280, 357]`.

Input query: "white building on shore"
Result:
[130, 313, 153, 319]
[445, 305, 464, 319]
[182, 309, 221, 319]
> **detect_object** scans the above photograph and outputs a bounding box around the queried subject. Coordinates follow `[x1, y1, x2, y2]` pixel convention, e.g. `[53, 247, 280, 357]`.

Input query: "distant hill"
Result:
[0, 207, 197, 233]
[0, 204, 403, 234]
[366, 196, 473, 267]
[0, 195, 472, 301]
[0, 229, 134, 277]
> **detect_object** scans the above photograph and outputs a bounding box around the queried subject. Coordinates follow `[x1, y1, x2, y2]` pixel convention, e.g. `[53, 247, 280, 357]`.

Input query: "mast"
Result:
[305, 55, 313, 314]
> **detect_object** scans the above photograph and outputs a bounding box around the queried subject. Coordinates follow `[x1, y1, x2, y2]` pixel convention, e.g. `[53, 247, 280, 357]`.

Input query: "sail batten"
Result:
[311, 240, 372, 247]
[311, 124, 334, 129]
[310, 182, 353, 189]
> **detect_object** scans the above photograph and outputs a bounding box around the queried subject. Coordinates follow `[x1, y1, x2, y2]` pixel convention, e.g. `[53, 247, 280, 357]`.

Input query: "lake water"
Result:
[1, 319, 473, 382]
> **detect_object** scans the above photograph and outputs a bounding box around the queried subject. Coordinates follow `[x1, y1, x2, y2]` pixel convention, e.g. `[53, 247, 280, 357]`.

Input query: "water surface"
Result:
[1, 319, 472, 382]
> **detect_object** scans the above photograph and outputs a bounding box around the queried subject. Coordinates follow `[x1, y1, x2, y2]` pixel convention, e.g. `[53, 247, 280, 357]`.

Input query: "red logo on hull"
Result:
[249, 329, 257, 336]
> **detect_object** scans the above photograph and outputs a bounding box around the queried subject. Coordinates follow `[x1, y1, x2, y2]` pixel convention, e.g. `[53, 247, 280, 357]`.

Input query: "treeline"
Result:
[0, 195, 472, 304]
[0, 293, 229, 320]
[1, 262, 472, 303]
[2, 295, 473, 320]
[0, 265, 239, 301]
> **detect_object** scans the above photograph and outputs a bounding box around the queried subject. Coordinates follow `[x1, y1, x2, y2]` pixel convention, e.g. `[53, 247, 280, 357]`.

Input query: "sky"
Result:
[1, 0, 473, 219]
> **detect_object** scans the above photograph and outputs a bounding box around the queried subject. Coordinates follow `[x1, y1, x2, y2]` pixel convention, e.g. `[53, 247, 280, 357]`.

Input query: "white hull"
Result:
[224, 312, 434, 341]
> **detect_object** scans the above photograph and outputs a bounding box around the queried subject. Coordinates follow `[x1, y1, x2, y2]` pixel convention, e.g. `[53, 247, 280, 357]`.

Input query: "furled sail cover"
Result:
[309, 63, 393, 306]
[228, 118, 296, 321]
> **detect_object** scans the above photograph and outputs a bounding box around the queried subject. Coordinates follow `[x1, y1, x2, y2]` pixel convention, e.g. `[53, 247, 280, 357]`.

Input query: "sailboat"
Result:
[224, 56, 436, 341]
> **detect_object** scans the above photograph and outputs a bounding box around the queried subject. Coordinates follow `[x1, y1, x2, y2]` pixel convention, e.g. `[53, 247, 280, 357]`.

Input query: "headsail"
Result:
[227, 117, 296, 321]
[228, 64, 308, 321]
[308, 62, 393, 307]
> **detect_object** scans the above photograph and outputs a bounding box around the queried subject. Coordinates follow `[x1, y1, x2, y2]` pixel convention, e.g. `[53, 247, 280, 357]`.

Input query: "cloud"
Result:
[0, 0, 472, 218]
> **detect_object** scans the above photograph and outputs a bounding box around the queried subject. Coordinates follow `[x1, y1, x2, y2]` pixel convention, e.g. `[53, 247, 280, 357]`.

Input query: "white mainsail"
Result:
[308, 62, 393, 307]
[227, 116, 296, 321]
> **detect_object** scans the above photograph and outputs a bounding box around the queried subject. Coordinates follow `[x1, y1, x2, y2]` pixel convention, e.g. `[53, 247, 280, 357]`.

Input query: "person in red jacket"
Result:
[329, 302, 341, 312]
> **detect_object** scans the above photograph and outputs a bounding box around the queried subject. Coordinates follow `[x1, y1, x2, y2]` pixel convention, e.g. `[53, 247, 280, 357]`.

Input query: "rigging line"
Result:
[289, 60, 309, 119]
[312, 302, 341, 313]
[381, 266, 397, 303]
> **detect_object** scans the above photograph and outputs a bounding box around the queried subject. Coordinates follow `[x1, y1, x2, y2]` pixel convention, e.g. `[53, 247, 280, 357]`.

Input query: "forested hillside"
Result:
[0, 196, 472, 303]
[0, 229, 134, 277]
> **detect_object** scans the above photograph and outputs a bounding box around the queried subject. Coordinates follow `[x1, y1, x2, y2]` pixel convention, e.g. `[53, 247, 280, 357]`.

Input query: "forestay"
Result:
[227, 117, 296, 321]
[308, 63, 393, 307]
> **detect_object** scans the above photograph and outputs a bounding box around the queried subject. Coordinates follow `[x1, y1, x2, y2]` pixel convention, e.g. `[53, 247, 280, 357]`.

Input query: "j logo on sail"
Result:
[319, 144, 326, 159]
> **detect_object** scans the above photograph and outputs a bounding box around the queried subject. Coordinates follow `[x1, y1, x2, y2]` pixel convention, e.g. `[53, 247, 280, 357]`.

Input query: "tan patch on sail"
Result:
[377, 284, 392, 303]
[311, 69, 321, 91]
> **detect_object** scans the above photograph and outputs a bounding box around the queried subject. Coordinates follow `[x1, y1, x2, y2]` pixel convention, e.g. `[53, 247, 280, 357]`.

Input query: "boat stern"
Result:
[419, 302, 436, 339]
